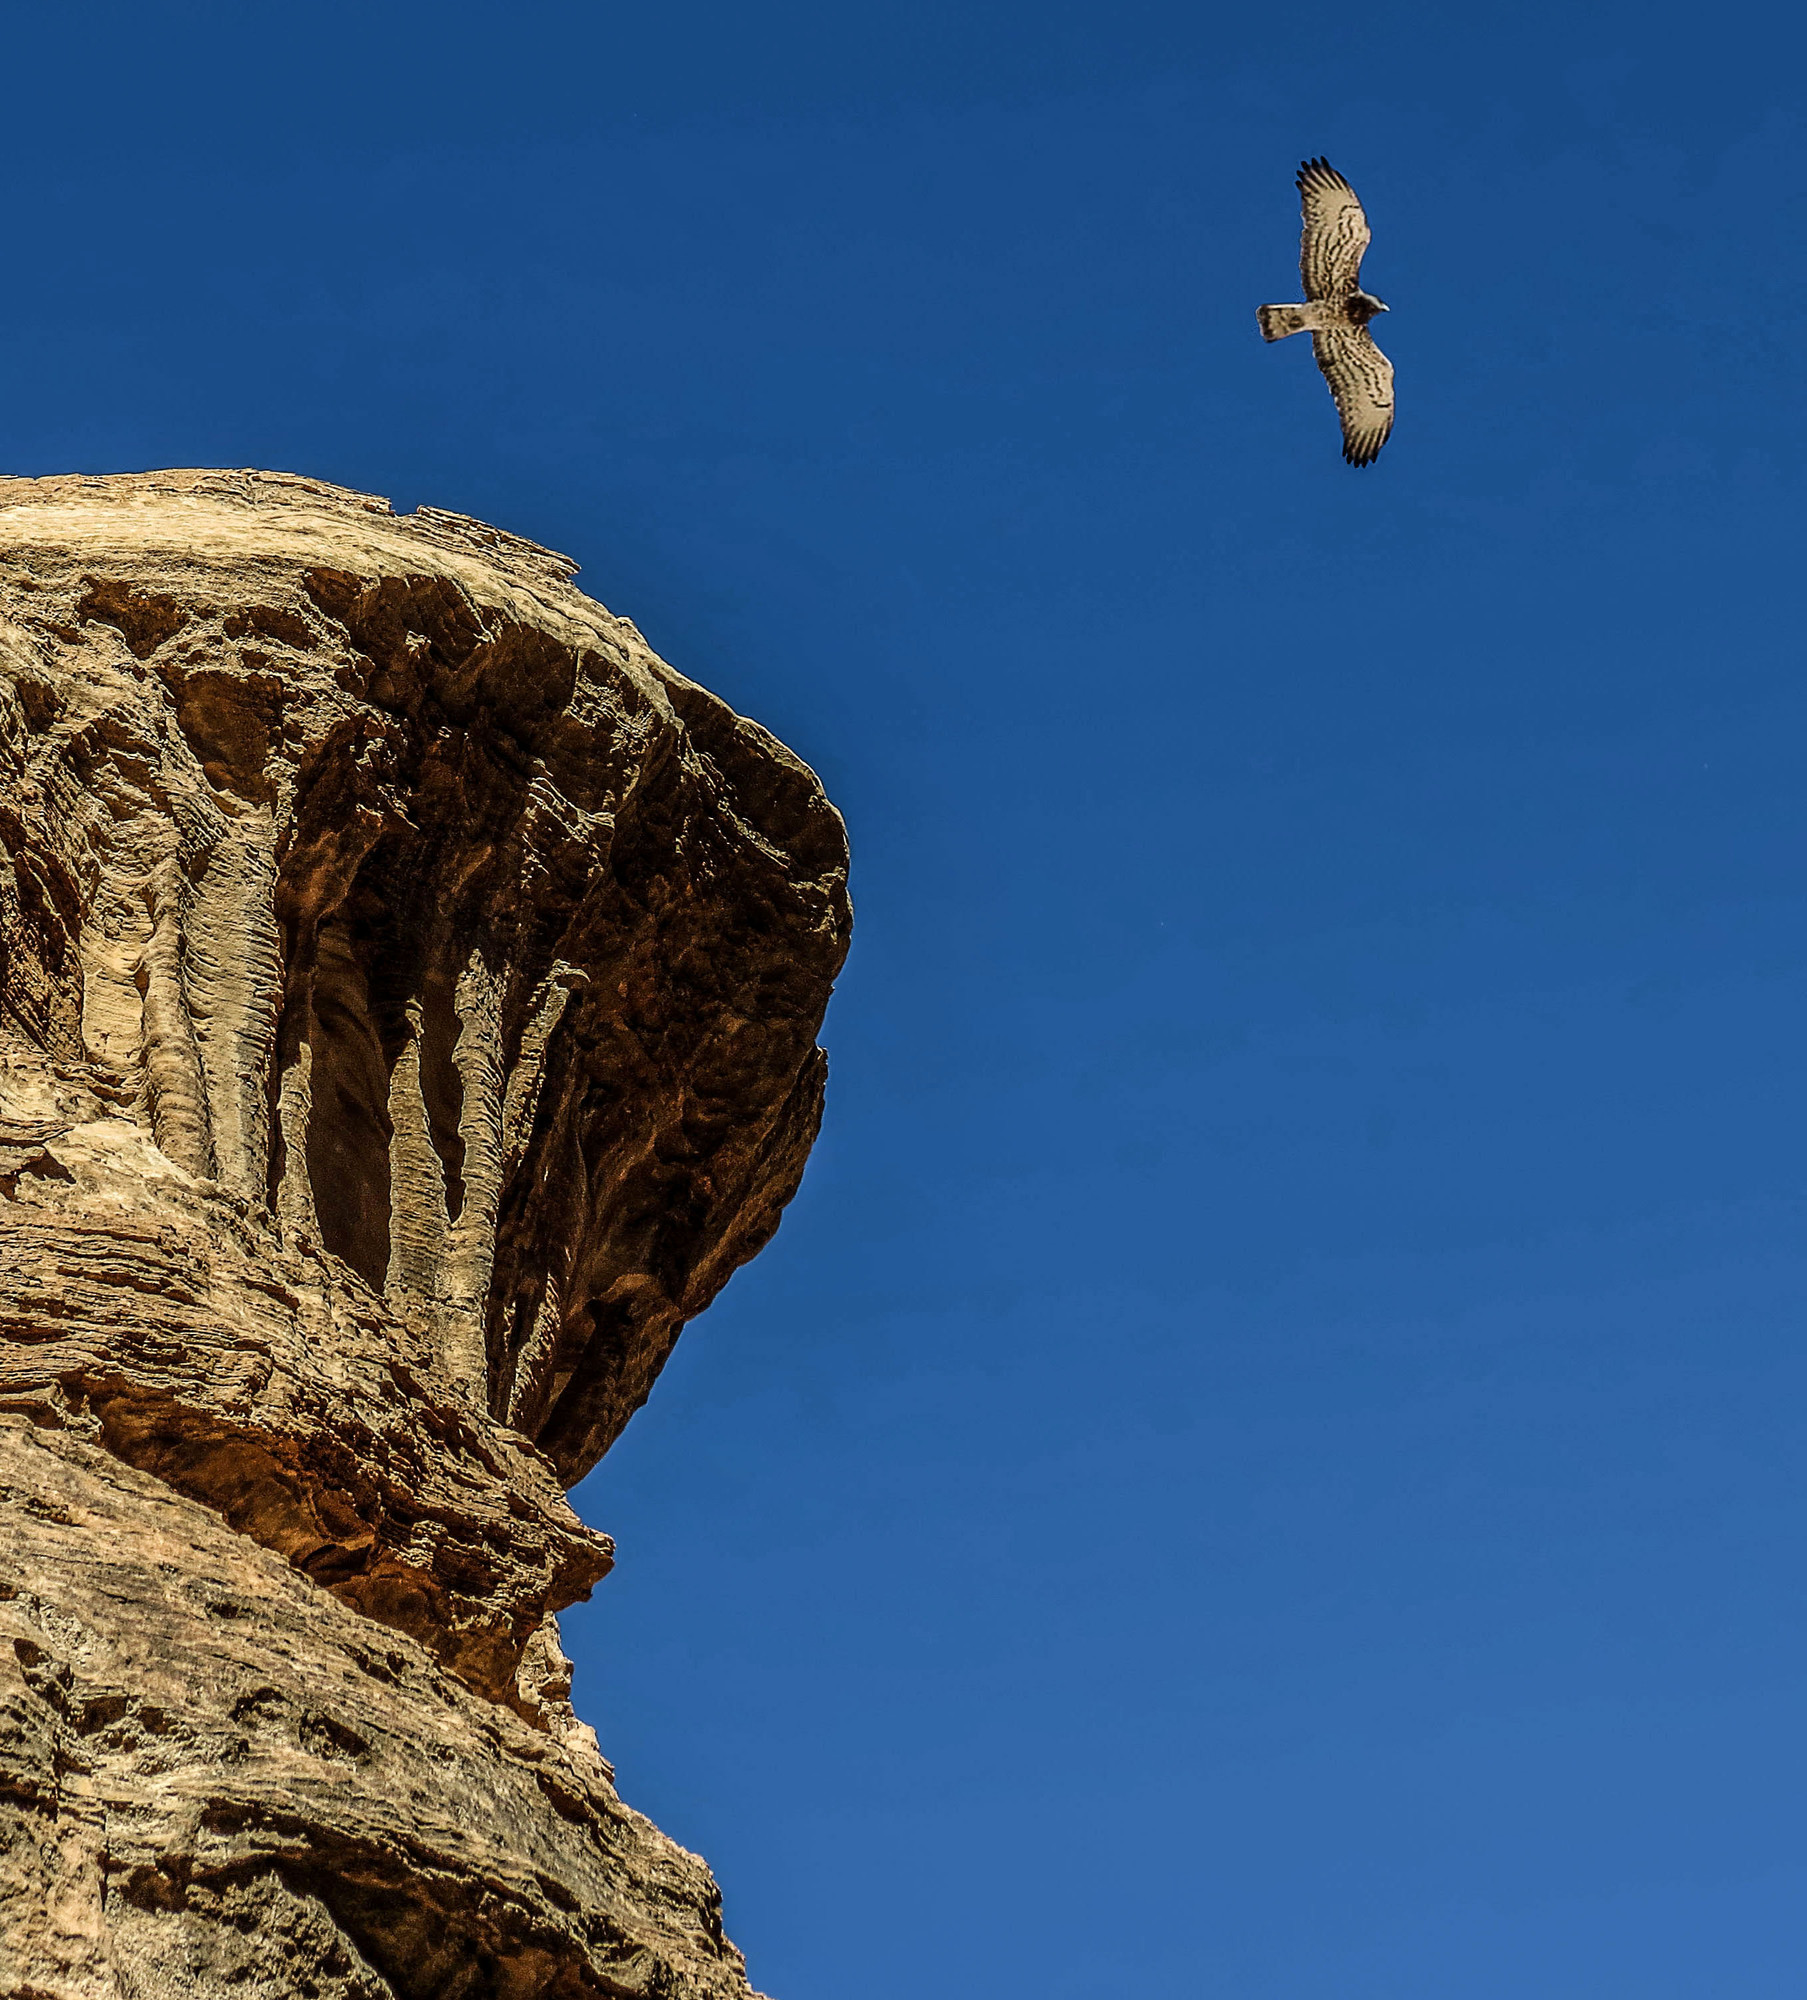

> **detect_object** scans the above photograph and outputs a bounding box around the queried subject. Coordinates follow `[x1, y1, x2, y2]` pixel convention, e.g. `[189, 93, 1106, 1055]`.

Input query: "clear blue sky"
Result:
[12, 4, 1807, 1994]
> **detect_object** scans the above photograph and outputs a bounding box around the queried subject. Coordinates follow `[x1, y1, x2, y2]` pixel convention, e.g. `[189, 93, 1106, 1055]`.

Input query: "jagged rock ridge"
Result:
[0, 470, 851, 1998]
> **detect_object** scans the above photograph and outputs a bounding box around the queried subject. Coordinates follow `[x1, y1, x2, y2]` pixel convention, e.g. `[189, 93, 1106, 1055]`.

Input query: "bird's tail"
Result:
[1257, 303, 1309, 342]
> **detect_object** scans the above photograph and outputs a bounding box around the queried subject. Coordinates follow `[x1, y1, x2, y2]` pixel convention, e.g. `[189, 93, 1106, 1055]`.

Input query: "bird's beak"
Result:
[1377, 301, 1390, 312]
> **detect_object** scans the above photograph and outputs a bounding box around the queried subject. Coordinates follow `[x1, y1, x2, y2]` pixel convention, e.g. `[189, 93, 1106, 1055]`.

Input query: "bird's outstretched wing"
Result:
[1312, 326, 1394, 466]
[1298, 157, 1370, 301]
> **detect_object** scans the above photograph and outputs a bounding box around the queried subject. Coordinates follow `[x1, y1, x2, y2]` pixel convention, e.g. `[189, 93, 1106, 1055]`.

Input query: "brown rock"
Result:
[0, 470, 851, 1996]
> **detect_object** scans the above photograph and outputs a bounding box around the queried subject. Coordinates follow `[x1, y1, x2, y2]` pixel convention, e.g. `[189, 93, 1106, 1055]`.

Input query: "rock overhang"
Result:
[0, 465, 850, 1685]
[0, 467, 848, 1996]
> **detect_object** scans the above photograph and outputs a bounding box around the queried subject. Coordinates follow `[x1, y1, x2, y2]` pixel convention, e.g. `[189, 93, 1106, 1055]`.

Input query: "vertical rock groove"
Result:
[0, 469, 850, 1999]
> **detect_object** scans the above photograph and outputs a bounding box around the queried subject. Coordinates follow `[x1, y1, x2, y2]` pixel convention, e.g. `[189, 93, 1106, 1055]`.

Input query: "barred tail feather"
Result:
[1257, 303, 1308, 342]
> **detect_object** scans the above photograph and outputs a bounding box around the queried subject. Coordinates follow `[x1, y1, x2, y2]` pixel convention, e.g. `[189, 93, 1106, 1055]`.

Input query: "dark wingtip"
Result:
[1297, 155, 1349, 194]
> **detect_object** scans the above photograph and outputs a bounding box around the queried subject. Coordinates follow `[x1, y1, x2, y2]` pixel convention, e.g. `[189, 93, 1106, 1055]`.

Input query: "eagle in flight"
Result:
[1257, 158, 1395, 466]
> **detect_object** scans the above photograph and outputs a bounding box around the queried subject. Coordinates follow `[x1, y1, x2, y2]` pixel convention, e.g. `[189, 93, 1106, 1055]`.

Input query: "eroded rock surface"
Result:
[0, 469, 851, 1997]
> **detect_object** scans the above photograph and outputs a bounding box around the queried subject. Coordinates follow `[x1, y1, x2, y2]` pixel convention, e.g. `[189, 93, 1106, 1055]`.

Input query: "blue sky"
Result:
[11, 3, 1807, 1993]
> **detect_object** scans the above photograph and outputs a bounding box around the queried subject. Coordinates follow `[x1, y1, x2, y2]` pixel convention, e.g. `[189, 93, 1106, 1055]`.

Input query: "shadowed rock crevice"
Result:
[0, 467, 849, 1999]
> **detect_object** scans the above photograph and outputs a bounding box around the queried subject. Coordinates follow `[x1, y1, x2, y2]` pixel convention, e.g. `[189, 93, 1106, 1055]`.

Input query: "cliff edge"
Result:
[0, 470, 851, 1998]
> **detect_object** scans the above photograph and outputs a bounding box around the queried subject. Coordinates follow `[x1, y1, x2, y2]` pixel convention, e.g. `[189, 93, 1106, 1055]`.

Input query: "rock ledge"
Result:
[0, 470, 850, 1999]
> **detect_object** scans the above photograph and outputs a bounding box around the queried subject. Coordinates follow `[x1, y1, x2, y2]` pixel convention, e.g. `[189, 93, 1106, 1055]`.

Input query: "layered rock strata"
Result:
[0, 470, 850, 1997]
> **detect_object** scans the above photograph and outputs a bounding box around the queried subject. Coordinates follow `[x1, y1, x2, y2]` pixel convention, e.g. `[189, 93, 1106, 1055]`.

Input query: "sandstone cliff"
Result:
[0, 470, 851, 1998]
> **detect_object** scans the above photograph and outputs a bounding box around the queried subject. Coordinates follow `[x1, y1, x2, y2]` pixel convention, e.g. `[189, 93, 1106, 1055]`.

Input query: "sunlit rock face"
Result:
[0, 470, 849, 1999]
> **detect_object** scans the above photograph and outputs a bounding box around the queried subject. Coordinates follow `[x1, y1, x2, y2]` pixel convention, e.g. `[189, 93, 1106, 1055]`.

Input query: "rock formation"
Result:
[0, 470, 851, 1997]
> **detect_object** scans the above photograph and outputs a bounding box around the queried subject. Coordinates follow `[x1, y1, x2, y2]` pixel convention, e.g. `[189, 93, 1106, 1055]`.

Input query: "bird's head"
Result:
[1351, 291, 1390, 322]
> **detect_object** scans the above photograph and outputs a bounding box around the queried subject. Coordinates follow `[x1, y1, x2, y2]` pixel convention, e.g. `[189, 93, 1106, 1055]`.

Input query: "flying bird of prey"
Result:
[1257, 158, 1395, 466]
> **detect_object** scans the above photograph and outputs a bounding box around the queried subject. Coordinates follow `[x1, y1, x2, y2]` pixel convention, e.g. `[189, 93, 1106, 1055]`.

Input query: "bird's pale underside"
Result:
[1257, 157, 1395, 467]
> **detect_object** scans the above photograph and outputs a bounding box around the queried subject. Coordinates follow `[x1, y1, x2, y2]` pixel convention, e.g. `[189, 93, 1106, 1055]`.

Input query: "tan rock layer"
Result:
[0, 470, 850, 1996]
[1, 1419, 754, 2000]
